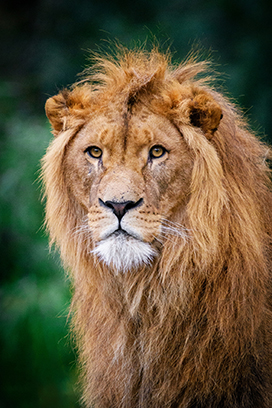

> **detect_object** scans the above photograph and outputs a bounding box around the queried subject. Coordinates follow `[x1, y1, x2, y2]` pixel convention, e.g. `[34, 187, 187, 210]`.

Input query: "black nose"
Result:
[99, 198, 143, 221]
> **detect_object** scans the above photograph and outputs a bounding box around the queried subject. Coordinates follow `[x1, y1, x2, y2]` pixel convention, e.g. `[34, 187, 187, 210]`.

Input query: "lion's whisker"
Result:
[156, 232, 180, 246]
[71, 225, 89, 238]
[152, 235, 164, 245]
[161, 217, 189, 232]
[161, 225, 189, 240]
[71, 218, 93, 244]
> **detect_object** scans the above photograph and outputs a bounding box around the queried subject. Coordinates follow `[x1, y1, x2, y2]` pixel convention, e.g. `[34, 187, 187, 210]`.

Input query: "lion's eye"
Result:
[85, 146, 103, 159]
[149, 145, 166, 159]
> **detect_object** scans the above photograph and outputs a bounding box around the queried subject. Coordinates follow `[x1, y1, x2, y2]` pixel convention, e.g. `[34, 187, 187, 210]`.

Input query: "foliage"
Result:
[0, 115, 80, 407]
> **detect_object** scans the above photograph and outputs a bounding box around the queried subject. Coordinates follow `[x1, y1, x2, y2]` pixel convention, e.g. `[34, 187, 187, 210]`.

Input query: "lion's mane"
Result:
[42, 48, 272, 407]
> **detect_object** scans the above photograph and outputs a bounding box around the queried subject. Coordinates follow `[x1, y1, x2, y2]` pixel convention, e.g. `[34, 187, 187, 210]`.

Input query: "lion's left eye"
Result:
[85, 146, 103, 159]
[149, 145, 167, 159]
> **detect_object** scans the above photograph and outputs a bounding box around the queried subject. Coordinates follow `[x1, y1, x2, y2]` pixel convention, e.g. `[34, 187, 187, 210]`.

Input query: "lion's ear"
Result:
[45, 91, 70, 135]
[187, 91, 223, 138]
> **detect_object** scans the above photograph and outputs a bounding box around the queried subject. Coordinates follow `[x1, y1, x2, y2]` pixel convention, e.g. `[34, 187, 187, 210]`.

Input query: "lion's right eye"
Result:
[149, 145, 167, 159]
[85, 146, 103, 159]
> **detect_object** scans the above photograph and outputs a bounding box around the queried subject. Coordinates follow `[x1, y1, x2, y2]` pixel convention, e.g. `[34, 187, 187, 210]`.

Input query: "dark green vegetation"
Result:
[0, 0, 271, 407]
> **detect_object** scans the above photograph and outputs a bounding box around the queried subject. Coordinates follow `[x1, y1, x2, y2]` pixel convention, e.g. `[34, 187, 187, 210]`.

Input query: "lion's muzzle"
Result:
[90, 195, 159, 272]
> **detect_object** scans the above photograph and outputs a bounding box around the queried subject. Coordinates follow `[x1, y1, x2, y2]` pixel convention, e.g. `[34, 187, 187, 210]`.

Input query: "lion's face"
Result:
[44, 52, 224, 273]
[63, 104, 193, 271]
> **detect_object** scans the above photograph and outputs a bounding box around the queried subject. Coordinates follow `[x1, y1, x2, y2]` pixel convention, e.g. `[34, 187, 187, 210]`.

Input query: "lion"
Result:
[42, 47, 272, 407]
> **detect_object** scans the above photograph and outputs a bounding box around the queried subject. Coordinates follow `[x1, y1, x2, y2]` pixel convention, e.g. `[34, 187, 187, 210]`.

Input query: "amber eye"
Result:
[85, 146, 102, 159]
[149, 145, 166, 159]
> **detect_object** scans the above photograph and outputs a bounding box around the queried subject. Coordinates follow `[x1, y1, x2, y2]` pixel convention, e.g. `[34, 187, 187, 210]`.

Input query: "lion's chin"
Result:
[92, 232, 157, 273]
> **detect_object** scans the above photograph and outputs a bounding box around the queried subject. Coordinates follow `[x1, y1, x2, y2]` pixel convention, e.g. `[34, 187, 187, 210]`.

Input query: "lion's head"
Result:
[42, 48, 272, 407]
[43, 50, 225, 273]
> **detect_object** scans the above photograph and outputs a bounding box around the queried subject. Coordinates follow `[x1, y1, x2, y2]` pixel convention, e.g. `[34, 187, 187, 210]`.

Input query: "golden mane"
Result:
[42, 47, 272, 407]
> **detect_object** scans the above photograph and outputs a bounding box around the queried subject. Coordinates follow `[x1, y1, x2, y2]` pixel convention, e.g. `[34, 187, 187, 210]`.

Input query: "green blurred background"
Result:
[0, 0, 271, 407]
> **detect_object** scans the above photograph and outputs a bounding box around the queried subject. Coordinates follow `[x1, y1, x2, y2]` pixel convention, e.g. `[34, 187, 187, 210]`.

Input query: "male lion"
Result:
[42, 48, 272, 407]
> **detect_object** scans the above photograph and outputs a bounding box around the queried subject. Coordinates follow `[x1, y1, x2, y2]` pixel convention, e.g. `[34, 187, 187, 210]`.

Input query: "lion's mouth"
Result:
[92, 231, 157, 272]
[114, 229, 130, 237]
[110, 226, 142, 242]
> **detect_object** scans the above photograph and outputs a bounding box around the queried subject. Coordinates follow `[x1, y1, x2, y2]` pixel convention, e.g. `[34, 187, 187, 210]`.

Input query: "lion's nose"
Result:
[99, 198, 143, 221]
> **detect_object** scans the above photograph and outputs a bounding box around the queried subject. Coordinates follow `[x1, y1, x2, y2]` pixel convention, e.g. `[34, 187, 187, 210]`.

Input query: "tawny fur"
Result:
[42, 47, 272, 407]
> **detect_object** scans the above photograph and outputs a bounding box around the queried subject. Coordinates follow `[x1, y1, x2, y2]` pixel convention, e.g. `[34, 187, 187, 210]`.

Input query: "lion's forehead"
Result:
[81, 108, 183, 156]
